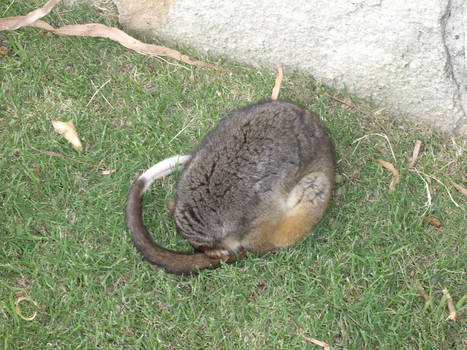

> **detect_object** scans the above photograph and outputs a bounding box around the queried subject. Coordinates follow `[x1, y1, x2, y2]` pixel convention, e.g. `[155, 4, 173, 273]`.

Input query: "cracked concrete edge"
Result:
[465, 0, 467, 72]
[444, 0, 467, 134]
[440, 0, 467, 134]
[458, 0, 467, 134]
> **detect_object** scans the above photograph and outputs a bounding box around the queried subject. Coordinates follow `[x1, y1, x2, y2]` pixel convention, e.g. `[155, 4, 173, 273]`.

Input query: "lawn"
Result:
[0, 2, 465, 349]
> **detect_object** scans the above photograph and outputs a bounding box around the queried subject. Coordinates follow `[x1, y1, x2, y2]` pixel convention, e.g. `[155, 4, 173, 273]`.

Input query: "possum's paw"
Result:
[204, 249, 231, 260]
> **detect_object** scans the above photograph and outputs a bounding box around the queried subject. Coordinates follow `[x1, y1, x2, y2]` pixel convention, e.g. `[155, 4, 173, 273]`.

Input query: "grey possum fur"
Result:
[125, 100, 334, 274]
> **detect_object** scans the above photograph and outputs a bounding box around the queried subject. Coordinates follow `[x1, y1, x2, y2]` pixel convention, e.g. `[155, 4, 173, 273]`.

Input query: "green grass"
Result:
[1, 2, 466, 349]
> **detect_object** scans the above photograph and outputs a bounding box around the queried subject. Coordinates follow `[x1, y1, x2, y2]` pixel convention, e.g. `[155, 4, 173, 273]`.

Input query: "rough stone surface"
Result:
[111, 0, 466, 135]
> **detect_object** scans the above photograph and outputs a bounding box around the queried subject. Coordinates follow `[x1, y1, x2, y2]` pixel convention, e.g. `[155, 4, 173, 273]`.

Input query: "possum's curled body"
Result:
[125, 101, 334, 274]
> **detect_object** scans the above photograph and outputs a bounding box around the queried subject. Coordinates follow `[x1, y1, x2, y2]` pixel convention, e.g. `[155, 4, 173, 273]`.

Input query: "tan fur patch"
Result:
[269, 212, 314, 247]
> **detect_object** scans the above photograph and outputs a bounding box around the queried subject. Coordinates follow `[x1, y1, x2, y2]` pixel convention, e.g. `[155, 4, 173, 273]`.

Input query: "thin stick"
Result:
[442, 289, 457, 321]
[1, 0, 17, 17]
[409, 168, 432, 216]
[169, 117, 196, 144]
[427, 174, 461, 208]
[293, 322, 330, 350]
[0, 0, 61, 30]
[352, 133, 396, 162]
[0, 0, 230, 72]
[87, 79, 111, 107]
[271, 65, 283, 100]
[372, 157, 400, 193]
[152, 54, 192, 71]
[409, 140, 422, 168]
[414, 278, 430, 302]
[29, 143, 115, 175]
[31, 146, 94, 166]
[324, 92, 389, 135]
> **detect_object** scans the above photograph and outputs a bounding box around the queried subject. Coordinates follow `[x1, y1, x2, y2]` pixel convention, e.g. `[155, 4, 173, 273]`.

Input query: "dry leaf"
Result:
[0, 46, 7, 55]
[409, 140, 422, 168]
[423, 217, 442, 228]
[414, 279, 430, 302]
[52, 120, 83, 151]
[442, 288, 457, 321]
[449, 179, 467, 197]
[101, 169, 116, 175]
[271, 65, 283, 101]
[0, 0, 228, 71]
[372, 158, 400, 193]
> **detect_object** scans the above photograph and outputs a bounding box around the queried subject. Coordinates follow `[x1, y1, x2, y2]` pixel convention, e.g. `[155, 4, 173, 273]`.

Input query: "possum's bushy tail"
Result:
[125, 155, 225, 274]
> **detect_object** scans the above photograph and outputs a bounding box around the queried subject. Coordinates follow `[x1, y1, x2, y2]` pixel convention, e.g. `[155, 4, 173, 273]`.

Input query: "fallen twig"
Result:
[101, 169, 116, 175]
[30, 145, 115, 175]
[0, 0, 61, 30]
[410, 169, 461, 209]
[352, 133, 396, 163]
[409, 168, 432, 215]
[169, 116, 196, 144]
[372, 157, 400, 193]
[442, 288, 457, 321]
[87, 79, 112, 107]
[293, 322, 330, 350]
[409, 140, 422, 168]
[414, 279, 430, 302]
[271, 65, 283, 101]
[324, 92, 389, 135]
[428, 174, 461, 208]
[0, 0, 229, 71]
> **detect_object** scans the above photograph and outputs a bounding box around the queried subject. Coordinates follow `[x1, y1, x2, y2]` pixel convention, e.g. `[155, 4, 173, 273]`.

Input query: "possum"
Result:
[125, 100, 334, 274]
